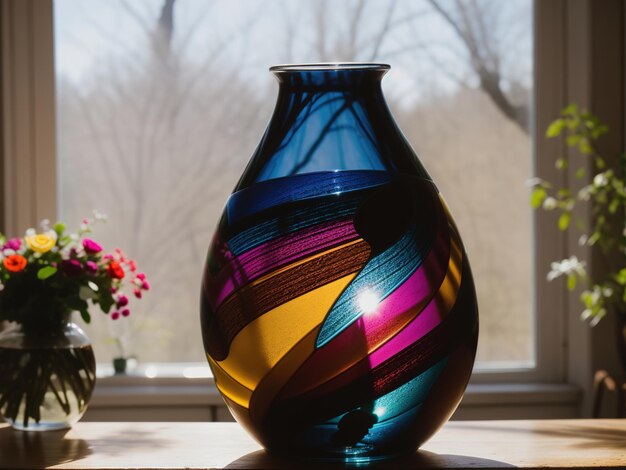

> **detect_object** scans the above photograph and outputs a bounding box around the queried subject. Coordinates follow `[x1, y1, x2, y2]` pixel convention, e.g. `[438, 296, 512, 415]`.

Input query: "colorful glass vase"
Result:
[200, 63, 478, 461]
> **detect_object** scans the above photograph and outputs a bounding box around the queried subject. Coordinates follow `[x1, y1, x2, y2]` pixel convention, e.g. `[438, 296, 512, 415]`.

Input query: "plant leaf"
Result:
[37, 266, 57, 280]
[79, 309, 91, 324]
[567, 274, 577, 291]
[561, 103, 579, 116]
[546, 119, 565, 137]
[558, 212, 571, 231]
[530, 187, 547, 208]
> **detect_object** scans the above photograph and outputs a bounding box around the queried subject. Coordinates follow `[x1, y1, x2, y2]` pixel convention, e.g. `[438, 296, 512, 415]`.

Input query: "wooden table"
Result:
[0, 419, 625, 469]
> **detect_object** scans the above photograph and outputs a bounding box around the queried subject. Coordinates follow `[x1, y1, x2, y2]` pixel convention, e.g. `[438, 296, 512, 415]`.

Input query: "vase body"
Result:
[200, 64, 479, 461]
[0, 320, 96, 431]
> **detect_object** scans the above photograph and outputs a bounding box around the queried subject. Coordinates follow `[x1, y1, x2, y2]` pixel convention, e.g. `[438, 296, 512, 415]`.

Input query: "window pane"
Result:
[54, 0, 533, 368]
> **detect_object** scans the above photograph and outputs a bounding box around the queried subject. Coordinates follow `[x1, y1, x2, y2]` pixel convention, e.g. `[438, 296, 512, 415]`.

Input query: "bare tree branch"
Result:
[369, 0, 398, 61]
[427, 0, 529, 133]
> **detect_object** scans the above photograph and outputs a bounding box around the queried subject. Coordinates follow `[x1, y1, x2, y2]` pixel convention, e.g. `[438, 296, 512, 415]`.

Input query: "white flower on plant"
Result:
[25, 228, 36, 237]
[525, 177, 546, 188]
[0, 282, 4, 292]
[593, 172, 609, 187]
[564, 199, 575, 211]
[542, 197, 557, 210]
[2, 249, 15, 256]
[93, 209, 108, 222]
[547, 255, 587, 281]
[581, 309, 592, 321]
[589, 309, 606, 327]
[578, 185, 592, 201]
[579, 234, 588, 246]
[602, 287, 614, 297]
[39, 219, 50, 231]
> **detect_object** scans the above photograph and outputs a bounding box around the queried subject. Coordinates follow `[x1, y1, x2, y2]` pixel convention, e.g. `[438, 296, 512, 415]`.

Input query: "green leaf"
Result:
[66, 296, 88, 312]
[558, 212, 571, 231]
[567, 274, 577, 291]
[591, 124, 609, 139]
[99, 294, 114, 313]
[562, 103, 579, 116]
[555, 158, 568, 170]
[37, 266, 57, 280]
[565, 134, 581, 147]
[588, 231, 601, 245]
[615, 268, 626, 285]
[546, 119, 565, 137]
[79, 309, 91, 324]
[608, 198, 621, 214]
[579, 139, 593, 155]
[595, 156, 606, 169]
[530, 187, 547, 208]
[575, 168, 586, 179]
[53, 222, 66, 237]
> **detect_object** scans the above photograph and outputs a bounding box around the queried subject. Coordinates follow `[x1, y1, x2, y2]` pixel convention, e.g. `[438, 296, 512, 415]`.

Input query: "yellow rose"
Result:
[25, 233, 56, 253]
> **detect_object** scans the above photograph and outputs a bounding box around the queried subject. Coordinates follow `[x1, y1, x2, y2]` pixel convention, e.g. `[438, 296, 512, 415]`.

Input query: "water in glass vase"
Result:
[0, 345, 96, 431]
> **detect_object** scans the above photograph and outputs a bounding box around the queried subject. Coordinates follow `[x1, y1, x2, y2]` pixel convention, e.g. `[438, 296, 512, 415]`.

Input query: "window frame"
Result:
[4, 0, 616, 418]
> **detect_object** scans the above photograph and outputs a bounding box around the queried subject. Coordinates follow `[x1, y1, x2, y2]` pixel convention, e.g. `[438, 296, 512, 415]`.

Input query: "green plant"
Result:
[531, 103, 626, 326]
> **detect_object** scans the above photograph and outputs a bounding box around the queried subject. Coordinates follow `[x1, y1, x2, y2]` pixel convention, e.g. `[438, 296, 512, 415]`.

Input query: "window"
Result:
[53, 0, 534, 370]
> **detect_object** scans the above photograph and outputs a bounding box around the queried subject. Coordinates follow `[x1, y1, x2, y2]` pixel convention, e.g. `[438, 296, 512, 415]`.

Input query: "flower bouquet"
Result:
[0, 213, 149, 430]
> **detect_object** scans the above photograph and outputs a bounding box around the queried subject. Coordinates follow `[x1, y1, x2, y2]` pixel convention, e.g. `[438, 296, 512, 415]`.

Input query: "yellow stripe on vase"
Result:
[207, 355, 253, 409]
[216, 273, 357, 392]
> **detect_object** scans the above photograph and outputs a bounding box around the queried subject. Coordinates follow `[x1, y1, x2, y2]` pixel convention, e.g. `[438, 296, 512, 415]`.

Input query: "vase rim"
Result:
[270, 63, 390, 73]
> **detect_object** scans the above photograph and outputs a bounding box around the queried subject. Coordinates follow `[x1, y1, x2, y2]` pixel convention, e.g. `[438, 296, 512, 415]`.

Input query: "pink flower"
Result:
[61, 259, 83, 277]
[141, 280, 151, 291]
[111, 311, 120, 320]
[110, 286, 118, 294]
[85, 261, 98, 273]
[121, 308, 130, 317]
[133, 288, 142, 299]
[136, 272, 146, 281]
[83, 238, 103, 254]
[3, 238, 21, 251]
[116, 294, 129, 307]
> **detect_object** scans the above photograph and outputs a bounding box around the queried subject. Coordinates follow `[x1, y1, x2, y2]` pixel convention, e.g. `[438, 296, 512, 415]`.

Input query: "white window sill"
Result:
[88, 363, 582, 421]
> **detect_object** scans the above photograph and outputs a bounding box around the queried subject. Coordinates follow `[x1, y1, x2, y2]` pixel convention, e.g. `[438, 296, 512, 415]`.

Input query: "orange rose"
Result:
[3, 254, 27, 272]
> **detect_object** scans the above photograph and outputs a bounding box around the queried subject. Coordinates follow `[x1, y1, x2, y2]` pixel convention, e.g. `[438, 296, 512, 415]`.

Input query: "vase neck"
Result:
[271, 63, 390, 90]
[235, 64, 430, 190]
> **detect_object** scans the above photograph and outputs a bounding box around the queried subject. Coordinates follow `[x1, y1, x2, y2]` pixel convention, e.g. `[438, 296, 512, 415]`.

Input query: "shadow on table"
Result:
[224, 449, 515, 469]
[0, 426, 91, 468]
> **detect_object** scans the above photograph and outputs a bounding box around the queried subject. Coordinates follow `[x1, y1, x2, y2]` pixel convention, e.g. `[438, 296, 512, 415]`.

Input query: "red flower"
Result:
[3, 254, 27, 272]
[107, 261, 125, 279]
